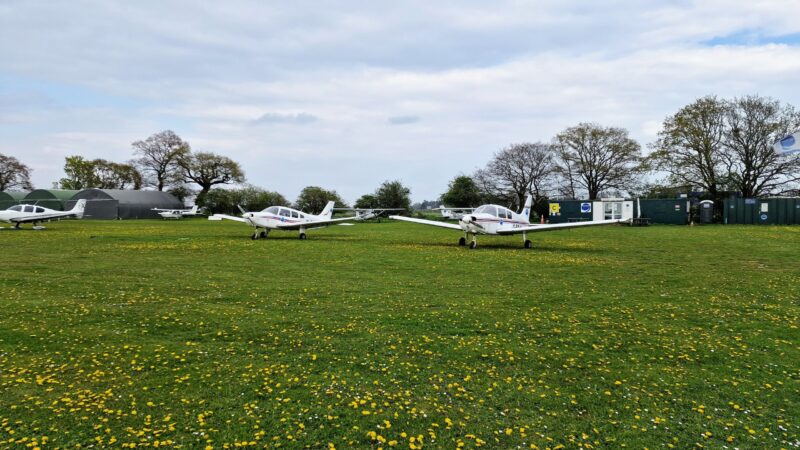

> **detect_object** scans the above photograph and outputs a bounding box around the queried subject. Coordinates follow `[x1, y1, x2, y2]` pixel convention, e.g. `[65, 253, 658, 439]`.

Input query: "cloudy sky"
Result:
[2, 0, 800, 202]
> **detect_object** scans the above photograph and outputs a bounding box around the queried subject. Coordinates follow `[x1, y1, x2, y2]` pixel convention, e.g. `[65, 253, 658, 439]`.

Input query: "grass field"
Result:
[1, 220, 798, 449]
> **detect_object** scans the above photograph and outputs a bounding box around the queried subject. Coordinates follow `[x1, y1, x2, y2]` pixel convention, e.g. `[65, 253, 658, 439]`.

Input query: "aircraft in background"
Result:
[334, 207, 405, 220]
[152, 205, 203, 219]
[0, 200, 87, 230]
[391, 196, 625, 249]
[436, 205, 475, 220]
[210, 201, 359, 240]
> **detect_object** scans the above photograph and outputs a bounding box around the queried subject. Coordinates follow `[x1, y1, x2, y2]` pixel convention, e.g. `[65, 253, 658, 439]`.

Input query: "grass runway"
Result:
[1, 220, 798, 449]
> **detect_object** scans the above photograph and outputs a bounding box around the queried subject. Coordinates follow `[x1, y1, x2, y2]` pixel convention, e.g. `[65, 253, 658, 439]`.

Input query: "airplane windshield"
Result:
[264, 206, 279, 214]
[474, 206, 488, 214]
[7, 205, 22, 212]
[474, 206, 497, 216]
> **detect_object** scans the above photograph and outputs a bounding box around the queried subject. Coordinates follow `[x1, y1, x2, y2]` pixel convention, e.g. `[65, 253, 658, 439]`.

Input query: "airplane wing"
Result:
[275, 216, 358, 230]
[495, 219, 625, 235]
[209, 214, 249, 223]
[10, 211, 81, 224]
[389, 215, 463, 230]
[433, 207, 474, 212]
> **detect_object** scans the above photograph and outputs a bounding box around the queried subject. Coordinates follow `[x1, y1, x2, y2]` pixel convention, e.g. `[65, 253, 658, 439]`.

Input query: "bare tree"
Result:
[179, 152, 245, 205]
[555, 123, 643, 200]
[132, 130, 190, 191]
[0, 154, 33, 191]
[649, 96, 729, 202]
[478, 142, 556, 209]
[723, 95, 800, 197]
[552, 141, 579, 199]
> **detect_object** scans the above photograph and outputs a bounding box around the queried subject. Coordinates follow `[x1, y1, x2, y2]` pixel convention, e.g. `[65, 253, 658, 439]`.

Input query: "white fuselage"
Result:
[158, 211, 183, 219]
[458, 204, 530, 235]
[0, 205, 53, 223]
[243, 206, 326, 230]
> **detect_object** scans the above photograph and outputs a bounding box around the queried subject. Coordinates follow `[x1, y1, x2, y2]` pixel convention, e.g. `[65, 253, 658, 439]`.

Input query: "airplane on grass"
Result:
[391, 196, 625, 249]
[210, 201, 359, 240]
[436, 205, 474, 220]
[0, 200, 87, 230]
[152, 205, 203, 219]
[334, 207, 405, 220]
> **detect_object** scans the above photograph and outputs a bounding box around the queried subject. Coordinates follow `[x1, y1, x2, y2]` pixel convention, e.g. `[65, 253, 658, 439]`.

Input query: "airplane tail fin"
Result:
[319, 201, 335, 219]
[520, 195, 533, 219]
[71, 199, 87, 219]
[190, 205, 198, 214]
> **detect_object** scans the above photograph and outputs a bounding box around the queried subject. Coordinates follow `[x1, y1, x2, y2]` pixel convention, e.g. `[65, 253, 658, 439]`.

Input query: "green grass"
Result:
[1, 220, 798, 449]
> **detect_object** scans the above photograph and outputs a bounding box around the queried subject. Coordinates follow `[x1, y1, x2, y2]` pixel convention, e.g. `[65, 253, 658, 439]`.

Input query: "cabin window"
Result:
[299, 214, 305, 219]
[279, 209, 291, 217]
[291, 211, 299, 218]
[35, 207, 45, 213]
[23, 205, 34, 213]
[485, 206, 498, 217]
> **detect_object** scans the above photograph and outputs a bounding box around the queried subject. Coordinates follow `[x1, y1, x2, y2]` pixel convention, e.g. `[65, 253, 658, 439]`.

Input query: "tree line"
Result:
[2, 94, 798, 213]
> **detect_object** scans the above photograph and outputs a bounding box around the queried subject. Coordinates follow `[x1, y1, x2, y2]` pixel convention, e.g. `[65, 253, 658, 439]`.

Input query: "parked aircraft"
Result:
[391, 196, 625, 249]
[436, 205, 474, 220]
[0, 200, 87, 230]
[334, 207, 405, 220]
[210, 201, 358, 240]
[152, 205, 203, 219]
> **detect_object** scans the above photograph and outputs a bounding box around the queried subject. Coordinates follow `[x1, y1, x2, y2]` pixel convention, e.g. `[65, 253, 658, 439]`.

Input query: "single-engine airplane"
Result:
[334, 207, 405, 220]
[210, 201, 359, 240]
[391, 196, 625, 249]
[436, 205, 474, 220]
[0, 200, 87, 230]
[152, 205, 203, 219]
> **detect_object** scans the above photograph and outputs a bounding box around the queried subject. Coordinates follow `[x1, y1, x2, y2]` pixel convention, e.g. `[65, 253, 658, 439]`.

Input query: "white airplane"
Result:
[334, 207, 405, 220]
[152, 205, 203, 219]
[436, 205, 475, 220]
[210, 201, 359, 240]
[391, 196, 625, 249]
[0, 200, 87, 230]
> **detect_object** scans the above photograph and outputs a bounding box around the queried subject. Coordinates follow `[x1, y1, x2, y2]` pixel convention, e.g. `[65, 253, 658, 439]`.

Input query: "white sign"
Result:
[774, 132, 800, 155]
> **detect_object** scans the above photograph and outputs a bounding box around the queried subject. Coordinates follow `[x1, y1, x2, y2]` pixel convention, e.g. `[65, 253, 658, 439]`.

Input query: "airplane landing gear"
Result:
[251, 232, 259, 240]
[260, 230, 268, 239]
[469, 234, 477, 249]
[458, 236, 466, 246]
[299, 232, 307, 240]
[524, 239, 532, 249]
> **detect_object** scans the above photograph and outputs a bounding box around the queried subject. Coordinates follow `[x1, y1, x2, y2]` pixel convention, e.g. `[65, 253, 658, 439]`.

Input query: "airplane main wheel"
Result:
[260, 231, 267, 239]
[299, 233, 307, 240]
[524, 239, 532, 249]
[469, 241, 477, 250]
[458, 237, 466, 246]
[251, 233, 259, 240]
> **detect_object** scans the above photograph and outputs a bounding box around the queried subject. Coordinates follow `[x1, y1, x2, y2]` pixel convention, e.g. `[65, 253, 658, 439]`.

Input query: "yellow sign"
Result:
[549, 203, 561, 216]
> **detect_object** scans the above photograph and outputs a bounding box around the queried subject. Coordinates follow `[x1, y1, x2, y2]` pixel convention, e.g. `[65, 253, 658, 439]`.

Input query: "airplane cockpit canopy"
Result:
[7, 205, 23, 212]
[263, 206, 280, 214]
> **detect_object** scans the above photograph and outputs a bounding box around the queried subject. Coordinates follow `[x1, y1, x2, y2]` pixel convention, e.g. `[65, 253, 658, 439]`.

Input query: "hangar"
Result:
[22, 189, 79, 211]
[0, 191, 26, 210]
[67, 189, 184, 219]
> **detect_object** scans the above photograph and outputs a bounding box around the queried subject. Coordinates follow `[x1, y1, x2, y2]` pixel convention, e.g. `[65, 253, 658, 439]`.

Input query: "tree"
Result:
[295, 186, 349, 213]
[649, 96, 729, 204]
[203, 185, 287, 214]
[555, 123, 644, 200]
[374, 180, 411, 210]
[440, 175, 482, 207]
[59, 156, 142, 190]
[132, 130, 191, 191]
[179, 152, 245, 205]
[481, 142, 556, 209]
[723, 95, 800, 197]
[354, 194, 378, 209]
[0, 154, 33, 191]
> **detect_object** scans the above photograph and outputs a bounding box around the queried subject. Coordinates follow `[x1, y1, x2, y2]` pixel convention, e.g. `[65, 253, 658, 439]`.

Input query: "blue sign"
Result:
[580, 202, 592, 213]
[781, 135, 796, 148]
[760, 214, 768, 221]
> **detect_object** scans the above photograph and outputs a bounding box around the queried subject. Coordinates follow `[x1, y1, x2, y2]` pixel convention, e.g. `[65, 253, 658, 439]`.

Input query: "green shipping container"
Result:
[724, 198, 800, 225]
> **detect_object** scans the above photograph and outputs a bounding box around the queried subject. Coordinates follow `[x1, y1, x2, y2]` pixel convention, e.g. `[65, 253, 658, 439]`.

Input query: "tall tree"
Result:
[477, 142, 556, 208]
[295, 186, 349, 213]
[374, 180, 411, 210]
[649, 96, 728, 203]
[555, 123, 644, 200]
[723, 95, 800, 197]
[59, 156, 142, 190]
[0, 154, 34, 191]
[440, 175, 482, 207]
[132, 130, 190, 191]
[354, 194, 378, 209]
[179, 152, 245, 205]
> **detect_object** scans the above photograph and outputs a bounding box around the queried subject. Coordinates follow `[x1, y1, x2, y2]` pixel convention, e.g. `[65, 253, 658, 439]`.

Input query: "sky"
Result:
[2, 0, 800, 203]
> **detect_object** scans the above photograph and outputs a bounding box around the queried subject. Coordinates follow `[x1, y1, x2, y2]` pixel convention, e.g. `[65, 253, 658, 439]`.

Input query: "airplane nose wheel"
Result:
[458, 236, 466, 246]
[260, 231, 268, 239]
[299, 232, 307, 240]
[469, 240, 477, 249]
[251, 232, 259, 240]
